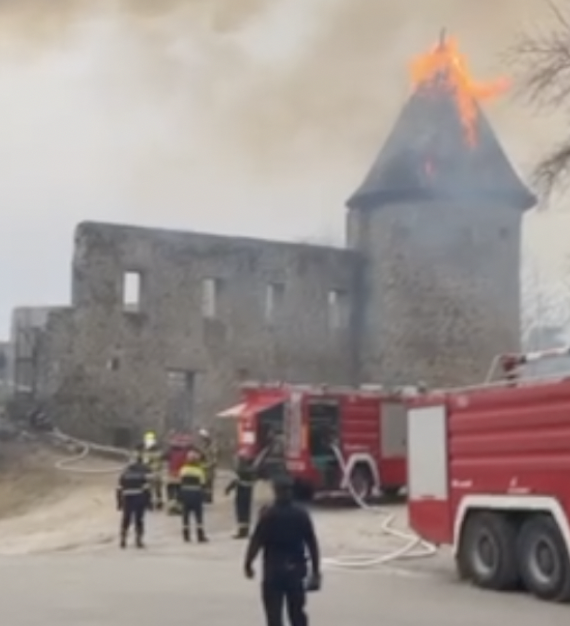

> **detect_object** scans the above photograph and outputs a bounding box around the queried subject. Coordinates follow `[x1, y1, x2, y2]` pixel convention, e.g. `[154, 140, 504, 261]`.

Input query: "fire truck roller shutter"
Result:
[217, 403, 248, 419]
[406, 404, 451, 545]
[216, 398, 285, 420]
[216, 398, 285, 447]
[407, 404, 449, 501]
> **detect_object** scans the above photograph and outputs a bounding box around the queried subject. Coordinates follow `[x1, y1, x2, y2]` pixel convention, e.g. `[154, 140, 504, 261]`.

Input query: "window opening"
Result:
[123, 272, 141, 312]
[327, 289, 346, 330]
[202, 278, 219, 318]
[265, 282, 285, 323]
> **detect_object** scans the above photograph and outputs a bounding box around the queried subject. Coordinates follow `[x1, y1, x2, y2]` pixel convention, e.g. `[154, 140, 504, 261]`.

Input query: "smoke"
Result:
[0, 0, 562, 334]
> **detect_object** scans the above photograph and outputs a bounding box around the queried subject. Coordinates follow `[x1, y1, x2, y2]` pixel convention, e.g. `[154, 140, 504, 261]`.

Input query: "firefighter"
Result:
[164, 433, 192, 515]
[197, 428, 218, 504]
[225, 452, 257, 539]
[178, 450, 209, 543]
[116, 454, 151, 549]
[141, 430, 165, 510]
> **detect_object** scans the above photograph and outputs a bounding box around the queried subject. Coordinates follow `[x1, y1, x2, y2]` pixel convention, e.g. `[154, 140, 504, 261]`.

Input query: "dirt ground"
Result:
[0, 442, 567, 625]
[0, 442, 418, 558]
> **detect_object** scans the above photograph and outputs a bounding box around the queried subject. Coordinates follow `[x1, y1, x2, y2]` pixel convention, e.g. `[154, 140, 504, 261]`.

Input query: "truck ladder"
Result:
[485, 345, 570, 383]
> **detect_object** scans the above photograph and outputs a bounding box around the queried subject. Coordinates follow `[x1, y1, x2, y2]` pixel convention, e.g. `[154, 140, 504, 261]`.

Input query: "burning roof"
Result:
[347, 32, 536, 211]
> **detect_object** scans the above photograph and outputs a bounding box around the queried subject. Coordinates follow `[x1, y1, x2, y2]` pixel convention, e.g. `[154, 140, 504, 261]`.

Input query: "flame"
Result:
[410, 34, 509, 146]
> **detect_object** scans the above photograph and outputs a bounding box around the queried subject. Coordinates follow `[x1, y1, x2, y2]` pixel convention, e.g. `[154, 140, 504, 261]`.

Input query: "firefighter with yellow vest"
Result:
[141, 431, 165, 510]
[197, 428, 218, 504]
[178, 450, 209, 543]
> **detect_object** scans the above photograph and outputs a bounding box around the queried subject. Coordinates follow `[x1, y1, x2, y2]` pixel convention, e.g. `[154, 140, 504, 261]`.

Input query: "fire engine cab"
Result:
[407, 346, 570, 603]
[218, 382, 412, 499]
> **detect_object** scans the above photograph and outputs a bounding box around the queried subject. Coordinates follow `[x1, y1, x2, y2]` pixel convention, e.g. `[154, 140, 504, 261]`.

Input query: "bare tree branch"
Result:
[505, 0, 570, 197]
[533, 141, 570, 197]
[507, 1, 570, 109]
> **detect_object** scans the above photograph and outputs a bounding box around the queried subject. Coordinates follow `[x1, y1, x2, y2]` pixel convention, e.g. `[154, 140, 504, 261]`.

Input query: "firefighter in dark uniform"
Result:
[244, 474, 322, 626]
[178, 450, 209, 543]
[116, 455, 151, 549]
[225, 452, 257, 539]
[197, 428, 218, 504]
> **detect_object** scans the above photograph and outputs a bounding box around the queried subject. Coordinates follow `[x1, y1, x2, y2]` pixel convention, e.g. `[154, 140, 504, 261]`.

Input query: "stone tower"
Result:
[346, 80, 536, 387]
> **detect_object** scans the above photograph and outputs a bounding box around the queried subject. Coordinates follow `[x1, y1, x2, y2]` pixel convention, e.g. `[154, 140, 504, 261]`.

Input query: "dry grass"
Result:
[0, 442, 76, 519]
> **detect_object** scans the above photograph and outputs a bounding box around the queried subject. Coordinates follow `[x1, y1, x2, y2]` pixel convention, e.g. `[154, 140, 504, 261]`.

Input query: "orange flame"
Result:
[410, 35, 509, 146]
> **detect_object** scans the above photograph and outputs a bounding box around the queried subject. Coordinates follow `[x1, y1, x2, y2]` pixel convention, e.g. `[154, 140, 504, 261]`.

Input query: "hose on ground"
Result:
[321, 445, 437, 571]
[48, 431, 437, 569]
[50, 429, 130, 474]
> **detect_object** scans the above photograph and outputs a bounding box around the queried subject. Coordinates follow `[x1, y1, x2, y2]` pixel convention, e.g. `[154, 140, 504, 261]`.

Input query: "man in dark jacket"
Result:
[244, 474, 321, 626]
[116, 456, 151, 548]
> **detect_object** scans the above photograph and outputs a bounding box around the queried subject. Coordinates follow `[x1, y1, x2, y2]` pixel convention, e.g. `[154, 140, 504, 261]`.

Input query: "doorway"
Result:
[165, 369, 195, 431]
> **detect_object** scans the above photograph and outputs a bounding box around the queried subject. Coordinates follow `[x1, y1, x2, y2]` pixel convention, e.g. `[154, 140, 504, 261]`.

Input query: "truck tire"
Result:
[458, 511, 519, 590]
[349, 464, 373, 504]
[517, 514, 570, 602]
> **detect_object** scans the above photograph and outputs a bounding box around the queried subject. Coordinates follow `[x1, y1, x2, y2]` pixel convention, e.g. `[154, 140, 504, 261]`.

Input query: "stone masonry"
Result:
[36, 224, 359, 443]
[11, 67, 535, 443]
[346, 80, 535, 387]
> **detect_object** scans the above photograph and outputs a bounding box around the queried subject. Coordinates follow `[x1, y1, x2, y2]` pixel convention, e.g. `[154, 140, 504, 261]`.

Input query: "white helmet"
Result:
[198, 428, 210, 439]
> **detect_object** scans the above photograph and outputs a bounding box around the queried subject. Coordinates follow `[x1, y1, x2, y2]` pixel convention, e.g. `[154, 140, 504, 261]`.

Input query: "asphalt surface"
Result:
[1, 544, 569, 626]
[0, 453, 567, 624]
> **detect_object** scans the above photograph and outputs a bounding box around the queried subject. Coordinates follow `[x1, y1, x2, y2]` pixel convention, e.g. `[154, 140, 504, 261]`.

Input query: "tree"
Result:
[507, 0, 570, 197]
[522, 248, 570, 342]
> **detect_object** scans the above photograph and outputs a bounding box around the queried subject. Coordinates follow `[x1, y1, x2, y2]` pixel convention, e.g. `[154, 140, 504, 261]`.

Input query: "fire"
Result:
[410, 32, 509, 146]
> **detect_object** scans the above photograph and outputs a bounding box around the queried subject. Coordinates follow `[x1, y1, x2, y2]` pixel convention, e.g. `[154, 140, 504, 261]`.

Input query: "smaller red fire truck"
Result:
[407, 346, 570, 603]
[164, 432, 195, 514]
[218, 382, 412, 499]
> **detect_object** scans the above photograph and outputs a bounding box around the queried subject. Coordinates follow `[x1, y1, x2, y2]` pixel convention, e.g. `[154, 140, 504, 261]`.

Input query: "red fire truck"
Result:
[218, 382, 412, 499]
[164, 432, 195, 514]
[407, 346, 570, 603]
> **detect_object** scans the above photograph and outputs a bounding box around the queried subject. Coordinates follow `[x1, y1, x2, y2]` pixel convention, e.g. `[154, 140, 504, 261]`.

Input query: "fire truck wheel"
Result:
[459, 512, 519, 591]
[517, 514, 570, 602]
[349, 464, 373, 503]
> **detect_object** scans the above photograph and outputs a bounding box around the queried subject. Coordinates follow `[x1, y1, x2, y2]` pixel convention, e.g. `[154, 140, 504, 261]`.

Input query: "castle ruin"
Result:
[9, 45, 535, 445]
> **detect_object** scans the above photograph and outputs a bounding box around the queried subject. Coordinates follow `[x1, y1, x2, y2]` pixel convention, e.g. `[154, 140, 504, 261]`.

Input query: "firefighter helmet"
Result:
[143, 431, 157, 449]
[186, 450, 200, 463]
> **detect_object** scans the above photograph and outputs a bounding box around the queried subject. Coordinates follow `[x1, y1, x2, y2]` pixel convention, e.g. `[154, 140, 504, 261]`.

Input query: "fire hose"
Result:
[49, 432, 437, 571]
[319, 445, 437, 571]
[50, 429, 130, 474]
[252, 443, 436, 571]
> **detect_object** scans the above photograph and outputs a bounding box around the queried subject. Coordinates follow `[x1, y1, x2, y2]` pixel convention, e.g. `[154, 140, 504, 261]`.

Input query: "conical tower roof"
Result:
[346, 84, 536, 211]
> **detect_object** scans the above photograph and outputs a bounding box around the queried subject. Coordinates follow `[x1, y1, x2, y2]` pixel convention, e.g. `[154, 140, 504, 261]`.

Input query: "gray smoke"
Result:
[0, 0, 563, 335]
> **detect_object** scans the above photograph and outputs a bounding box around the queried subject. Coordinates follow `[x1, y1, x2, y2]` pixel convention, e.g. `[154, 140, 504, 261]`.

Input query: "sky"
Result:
[1, 0, 568, 338]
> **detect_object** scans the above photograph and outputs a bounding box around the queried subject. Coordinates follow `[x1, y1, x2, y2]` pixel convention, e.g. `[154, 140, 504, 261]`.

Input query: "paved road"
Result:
[0, 460, 567, 625]
[1, 539, 569, 626]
